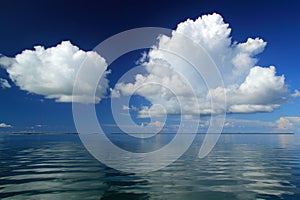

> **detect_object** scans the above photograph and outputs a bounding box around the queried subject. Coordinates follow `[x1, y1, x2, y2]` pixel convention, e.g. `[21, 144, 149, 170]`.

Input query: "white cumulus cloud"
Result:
[276, 116, 300, 131]
[291, 89, 300, 98]
[0, 78, 11, 89]
[0, 41, 109, 103]
[113, 13, 291, 116]
[0, 122, 12, 128]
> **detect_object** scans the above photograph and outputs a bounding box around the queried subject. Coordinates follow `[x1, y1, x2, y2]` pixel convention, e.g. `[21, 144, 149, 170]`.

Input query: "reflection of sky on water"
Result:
[212, 134, 298, 199]
[0, 133, 299, 199]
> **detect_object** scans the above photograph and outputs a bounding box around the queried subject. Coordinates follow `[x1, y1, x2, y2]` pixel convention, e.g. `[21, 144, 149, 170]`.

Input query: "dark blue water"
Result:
[0, 133, 300, 199]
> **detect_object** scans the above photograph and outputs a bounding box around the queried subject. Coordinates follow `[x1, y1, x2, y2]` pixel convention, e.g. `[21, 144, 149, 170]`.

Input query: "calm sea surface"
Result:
[0, 133, 300, 200]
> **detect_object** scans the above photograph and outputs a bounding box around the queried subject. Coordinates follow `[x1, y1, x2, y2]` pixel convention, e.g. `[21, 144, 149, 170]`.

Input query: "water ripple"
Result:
[0, 133, 300, 199]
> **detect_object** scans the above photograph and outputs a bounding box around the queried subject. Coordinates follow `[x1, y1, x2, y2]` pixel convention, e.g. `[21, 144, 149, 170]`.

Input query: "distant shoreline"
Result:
[10, 132, 79, 135]
[6, 132, 294, 135]
[111, 132, 295, 135]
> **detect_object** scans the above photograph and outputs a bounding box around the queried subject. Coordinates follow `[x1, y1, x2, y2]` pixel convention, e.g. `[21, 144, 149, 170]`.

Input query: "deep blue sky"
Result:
[0, 0, 300, 132]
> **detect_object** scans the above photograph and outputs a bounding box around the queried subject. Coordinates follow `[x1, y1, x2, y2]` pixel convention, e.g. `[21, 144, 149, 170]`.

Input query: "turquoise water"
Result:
[0, 133, 300, 199]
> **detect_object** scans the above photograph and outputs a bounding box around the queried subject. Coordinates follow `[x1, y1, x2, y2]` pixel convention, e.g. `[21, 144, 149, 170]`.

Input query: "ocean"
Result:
[0, 133, 300, 199]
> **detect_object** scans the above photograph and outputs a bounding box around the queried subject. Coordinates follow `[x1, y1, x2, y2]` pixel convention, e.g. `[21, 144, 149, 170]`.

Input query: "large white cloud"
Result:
[210, 66, 287, 113]
[0, 13, 295, 117]
[113, 13, 291, 116]
[0, 41, 109, 103]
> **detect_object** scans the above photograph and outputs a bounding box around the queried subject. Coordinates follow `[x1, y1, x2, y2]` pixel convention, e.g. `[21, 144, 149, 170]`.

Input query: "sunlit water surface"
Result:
[0, 133, 300, 200]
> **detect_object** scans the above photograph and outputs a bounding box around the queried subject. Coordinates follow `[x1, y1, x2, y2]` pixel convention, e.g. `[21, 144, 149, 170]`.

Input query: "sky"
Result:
[0, 0, 300, 133]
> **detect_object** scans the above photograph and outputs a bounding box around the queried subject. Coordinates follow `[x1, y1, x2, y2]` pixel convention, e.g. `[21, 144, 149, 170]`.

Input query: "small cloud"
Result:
[122, 105, 137, 111]
[228, 104, 280, 113]
[122, 105, 130, 110]
[135, 51, 148, 65]
[276, 116, 300, 132]
[28, 124, 45, 129]
[148, 120, 164, 127]
[110, 88, 120, 98]
[35, 124, 44, 128]
[0, 78, 11, 89]
[221, 117, 276, 132]
[0, 122, 12, 128]
[291, 89, 300, 98]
